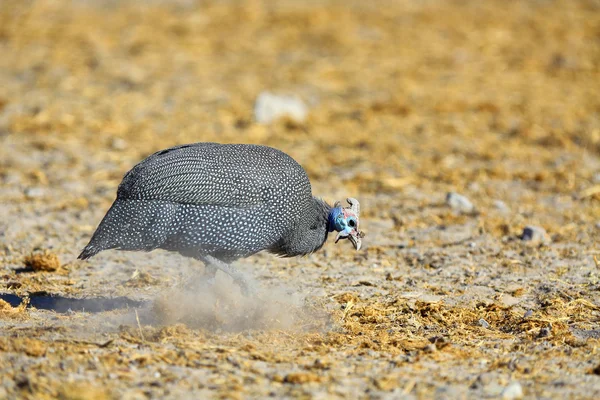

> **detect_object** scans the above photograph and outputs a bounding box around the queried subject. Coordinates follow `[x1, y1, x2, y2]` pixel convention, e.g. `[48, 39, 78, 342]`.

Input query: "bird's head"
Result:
[328, 197, 364, 251]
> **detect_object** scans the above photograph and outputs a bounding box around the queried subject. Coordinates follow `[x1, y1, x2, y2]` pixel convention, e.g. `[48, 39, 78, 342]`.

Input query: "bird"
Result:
[78, 142, 363, 294]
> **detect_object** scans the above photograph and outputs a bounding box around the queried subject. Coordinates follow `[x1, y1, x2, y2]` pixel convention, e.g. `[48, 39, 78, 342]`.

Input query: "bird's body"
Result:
[79, 143, 362, 293]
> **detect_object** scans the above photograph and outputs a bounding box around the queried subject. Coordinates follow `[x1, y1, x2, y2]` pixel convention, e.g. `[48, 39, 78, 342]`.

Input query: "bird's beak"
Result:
[349, 230, 362, 251]
[335, 230, 363, 251]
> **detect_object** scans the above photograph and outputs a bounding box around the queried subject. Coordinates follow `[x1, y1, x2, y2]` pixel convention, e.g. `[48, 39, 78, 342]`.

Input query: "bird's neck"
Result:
[273, 197, 332, 257]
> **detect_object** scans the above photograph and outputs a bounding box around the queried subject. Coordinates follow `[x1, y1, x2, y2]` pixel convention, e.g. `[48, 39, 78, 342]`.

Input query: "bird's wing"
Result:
[116, 143, 308, 208]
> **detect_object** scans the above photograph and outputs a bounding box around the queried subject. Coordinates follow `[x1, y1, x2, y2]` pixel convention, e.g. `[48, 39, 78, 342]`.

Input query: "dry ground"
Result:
[1, 0, 600, 398]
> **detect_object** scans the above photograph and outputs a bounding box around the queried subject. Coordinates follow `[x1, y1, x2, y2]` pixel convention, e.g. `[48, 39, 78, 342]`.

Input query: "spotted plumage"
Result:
[78, 143, 362, 293]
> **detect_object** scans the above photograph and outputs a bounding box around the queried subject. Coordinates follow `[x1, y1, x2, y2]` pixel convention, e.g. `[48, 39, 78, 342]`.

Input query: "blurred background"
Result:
[2, 2, 600, 398]
[1, 0, 599, 251]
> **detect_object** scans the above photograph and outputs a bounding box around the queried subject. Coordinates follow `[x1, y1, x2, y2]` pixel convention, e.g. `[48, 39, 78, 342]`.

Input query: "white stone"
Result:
[493, 200, 510, 213]
[254, 92, 308, 124]
[24, 187, 45, 198]
[502, 382, 524, 400]
[445, 192, 475, 214]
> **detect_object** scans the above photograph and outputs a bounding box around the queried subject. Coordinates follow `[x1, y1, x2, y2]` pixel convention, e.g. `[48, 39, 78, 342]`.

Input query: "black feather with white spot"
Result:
[78, 143, 337, 263]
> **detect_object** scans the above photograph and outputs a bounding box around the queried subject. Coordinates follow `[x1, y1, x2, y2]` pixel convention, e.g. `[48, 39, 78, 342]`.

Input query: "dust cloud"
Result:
[148, 270, 318, 332]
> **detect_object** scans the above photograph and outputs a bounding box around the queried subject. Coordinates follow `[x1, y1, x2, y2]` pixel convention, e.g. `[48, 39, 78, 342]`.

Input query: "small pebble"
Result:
[523, 310, 533, 318]
[445, 192, 475, 214]
[478, 318, 491, 329]
[111, 138, 127, 150]
[538, 324, 552, 338]
[254, 91, 308, 124]
[520, 225, 549, 243]
[499, 294, 520, 307]
[493, 200, 510, 213]
[24, 187, 45, 198]
[502, 382, 524, 400]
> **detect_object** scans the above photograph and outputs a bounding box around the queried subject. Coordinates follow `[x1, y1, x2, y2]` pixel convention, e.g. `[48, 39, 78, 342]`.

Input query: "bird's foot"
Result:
[202, 255, 255, 297]
[233, 275, 255, 297]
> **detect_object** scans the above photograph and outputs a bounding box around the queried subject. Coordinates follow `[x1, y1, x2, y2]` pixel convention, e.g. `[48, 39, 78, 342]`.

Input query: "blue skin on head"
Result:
[327, 203, 362, 250]
[328, 207, 357, 235]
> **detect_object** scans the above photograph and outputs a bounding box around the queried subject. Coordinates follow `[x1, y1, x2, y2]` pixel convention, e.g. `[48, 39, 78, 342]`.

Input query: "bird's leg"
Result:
[204, 264, 217, 285]
[201, 255, 253, 296]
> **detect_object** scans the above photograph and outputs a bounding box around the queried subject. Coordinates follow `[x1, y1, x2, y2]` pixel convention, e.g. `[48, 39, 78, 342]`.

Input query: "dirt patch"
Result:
[23, 250, 61, 272]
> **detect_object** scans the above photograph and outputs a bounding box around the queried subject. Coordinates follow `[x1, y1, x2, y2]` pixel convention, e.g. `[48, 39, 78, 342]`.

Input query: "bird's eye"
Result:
[348, 218, 356, 228]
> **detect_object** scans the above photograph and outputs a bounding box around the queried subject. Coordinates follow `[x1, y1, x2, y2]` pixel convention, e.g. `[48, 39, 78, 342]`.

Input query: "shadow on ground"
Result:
[0, 293, 147, 313]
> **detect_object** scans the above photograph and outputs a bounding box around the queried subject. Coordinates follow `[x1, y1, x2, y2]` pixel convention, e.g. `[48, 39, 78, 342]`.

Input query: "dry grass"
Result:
[23, 251, 61, 272]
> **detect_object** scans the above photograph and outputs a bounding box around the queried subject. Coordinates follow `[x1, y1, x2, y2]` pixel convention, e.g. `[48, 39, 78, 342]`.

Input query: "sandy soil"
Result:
[1, 0, 600, 398]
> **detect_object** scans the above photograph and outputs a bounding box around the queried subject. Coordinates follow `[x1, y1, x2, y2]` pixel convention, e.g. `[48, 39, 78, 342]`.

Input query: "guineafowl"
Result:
[78, 143, 363, 294]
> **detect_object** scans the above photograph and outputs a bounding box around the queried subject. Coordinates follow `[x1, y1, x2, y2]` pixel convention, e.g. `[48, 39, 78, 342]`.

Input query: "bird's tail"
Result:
[78, 199, 178, 260]
[78, 243, 102, 260]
